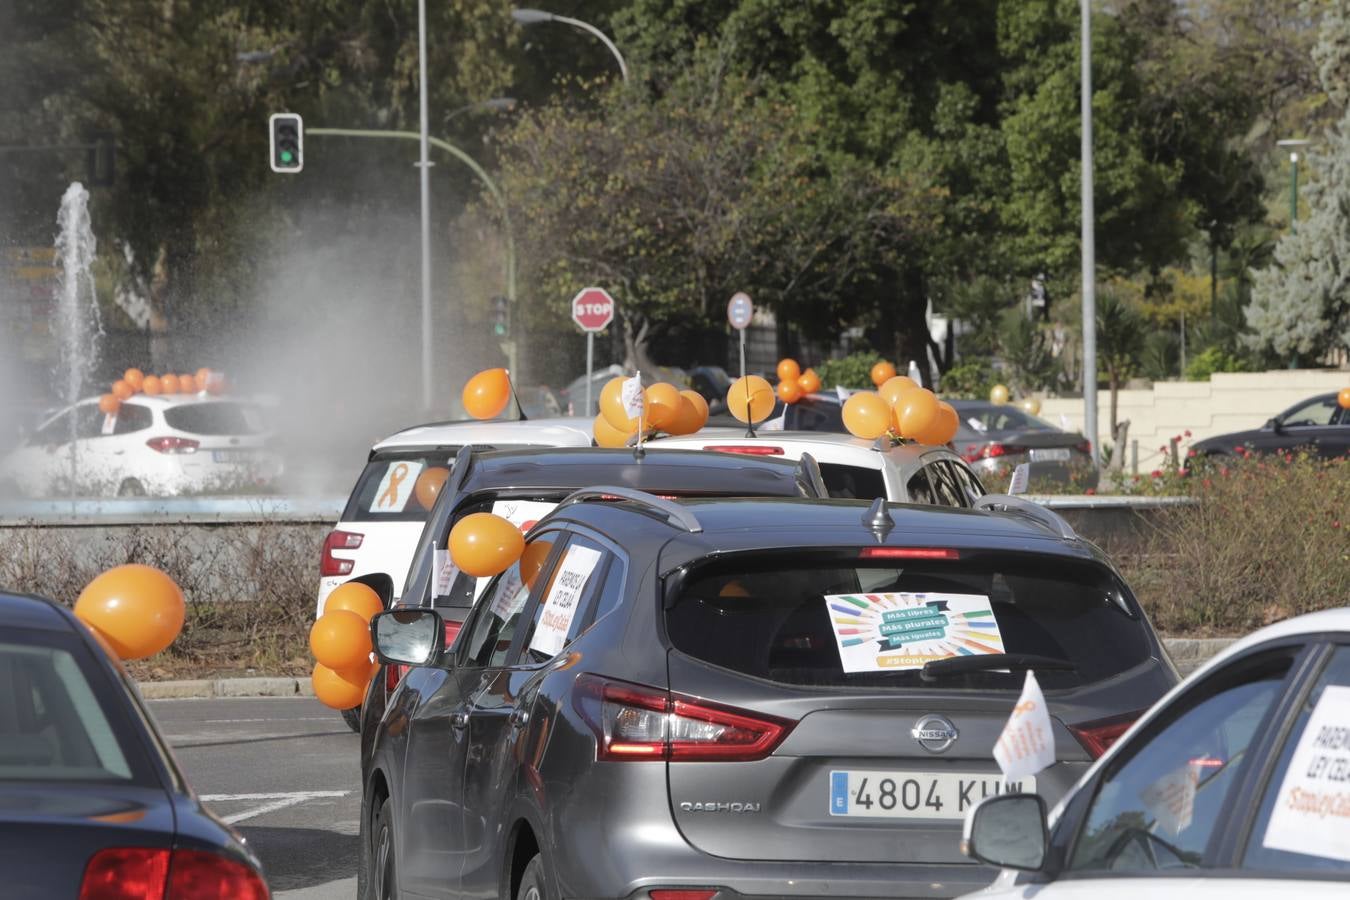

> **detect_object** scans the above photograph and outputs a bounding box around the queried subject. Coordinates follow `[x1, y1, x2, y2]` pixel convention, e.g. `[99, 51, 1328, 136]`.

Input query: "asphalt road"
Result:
[150, 696, 361, 899]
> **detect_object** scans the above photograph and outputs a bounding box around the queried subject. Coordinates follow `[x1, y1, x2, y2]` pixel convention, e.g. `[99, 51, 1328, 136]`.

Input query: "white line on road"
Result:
[199, 791, 350, 824]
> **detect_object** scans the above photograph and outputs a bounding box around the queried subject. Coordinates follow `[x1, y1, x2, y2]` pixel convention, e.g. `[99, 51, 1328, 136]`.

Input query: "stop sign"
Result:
[571, 287, 615, 333]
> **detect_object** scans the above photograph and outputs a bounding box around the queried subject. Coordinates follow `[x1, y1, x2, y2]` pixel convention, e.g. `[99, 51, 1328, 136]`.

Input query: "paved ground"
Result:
[151, 696, 361, 898]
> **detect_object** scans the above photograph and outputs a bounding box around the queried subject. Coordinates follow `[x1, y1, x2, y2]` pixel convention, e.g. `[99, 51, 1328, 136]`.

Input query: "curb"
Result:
[136, 638, 1243, 699]
[139, 676, 316, 700]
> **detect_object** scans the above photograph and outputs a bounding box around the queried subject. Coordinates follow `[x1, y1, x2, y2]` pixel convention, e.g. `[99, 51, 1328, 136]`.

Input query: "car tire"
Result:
[117, 478, 146, 497]
[516, 854, 546, 900]
[364, 795, 396, 900]
[341, 706, 361, 733]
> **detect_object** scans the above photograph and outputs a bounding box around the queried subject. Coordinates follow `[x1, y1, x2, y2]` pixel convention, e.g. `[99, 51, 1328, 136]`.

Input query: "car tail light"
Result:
[320, 530, 363, 577]
[444, 618, 463, 647]
[167, 848, 270, 899]
[704, 445, 784, 456]
[1074, 439, 1093, 455]
[145, 436, 200, 454]
[860, 547, 960, 560]
[1070, 711, 1142, 758]
[575, 675, 792, 762]
[79, 847, 269, 900]
[649, 891, 719, 900]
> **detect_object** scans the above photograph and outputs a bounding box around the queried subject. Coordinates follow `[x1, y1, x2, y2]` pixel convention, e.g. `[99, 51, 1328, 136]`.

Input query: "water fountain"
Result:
[53, 182, 102, 495]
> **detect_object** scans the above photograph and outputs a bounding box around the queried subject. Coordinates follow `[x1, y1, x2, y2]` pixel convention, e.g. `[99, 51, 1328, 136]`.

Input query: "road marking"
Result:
[199, 791, 350, 824]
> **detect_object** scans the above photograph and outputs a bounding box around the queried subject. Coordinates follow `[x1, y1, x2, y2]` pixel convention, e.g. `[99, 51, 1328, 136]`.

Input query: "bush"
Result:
[940, 359, 995, 399]
[1184, 345, 1254, 381]
[814, 351, 883, 390]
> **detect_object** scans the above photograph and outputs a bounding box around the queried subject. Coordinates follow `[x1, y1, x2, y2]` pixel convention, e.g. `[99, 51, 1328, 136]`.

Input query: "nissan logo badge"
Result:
[911, 714, 959, 753]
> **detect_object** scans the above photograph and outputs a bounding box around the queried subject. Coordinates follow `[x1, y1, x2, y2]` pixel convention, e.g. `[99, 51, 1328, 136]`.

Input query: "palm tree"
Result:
[1096, 288, 1145, 439]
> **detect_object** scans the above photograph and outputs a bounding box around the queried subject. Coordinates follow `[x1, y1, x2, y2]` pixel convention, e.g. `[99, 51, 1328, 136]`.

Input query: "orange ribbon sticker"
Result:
[378, 463, 410, 508]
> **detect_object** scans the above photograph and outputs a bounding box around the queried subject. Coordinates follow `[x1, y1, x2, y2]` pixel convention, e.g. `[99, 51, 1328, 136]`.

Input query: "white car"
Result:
[0, 394, 280, 497]
[653, 427, 987, 506]
[316, 417, 593, 616]
[960, 606, 1350, 899]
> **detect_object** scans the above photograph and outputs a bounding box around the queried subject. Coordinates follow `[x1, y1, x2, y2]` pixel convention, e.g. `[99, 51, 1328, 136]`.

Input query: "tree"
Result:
[1096, 287, 1145, 436]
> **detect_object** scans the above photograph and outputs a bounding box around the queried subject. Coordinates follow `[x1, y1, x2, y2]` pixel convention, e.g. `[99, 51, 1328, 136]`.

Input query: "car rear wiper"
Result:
[920, 653, 1077, 683]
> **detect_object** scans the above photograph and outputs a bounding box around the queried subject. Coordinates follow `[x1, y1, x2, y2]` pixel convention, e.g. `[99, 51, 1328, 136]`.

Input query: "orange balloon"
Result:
[878, 375, 918, 408]
[124, 368, 145, 391]
[680, 390, 709, 429]
[777, 358, 801, 382]
[842, 392, 892, 440]
[449, 512, 525, 577]
[309, 609, 372, 670]
[930, 401, 960, 445]
[871, 361, 897, 387]
[899, 388, 940, 441]
[599, 377, 640, 434]
[798, 369, 822, 394]
[98, 393, 121, 415]
[142, 375, 162, 396]
[178, 374, 196, 393]
[312, 662, 369, 711]
[160, 374, 180, 395]
[645, 382, 683, 431]
[777, 379, 803, 404]
[462, 368, 512, 420]
[206, 371, 229, 395]
[519, 540, 553, 589]
[1340, 387, 1350, 409]
[727, 375, 776, 424]
[194, 369, 211, 392]
[665, 395, 704, 435]
[323, 581, 383, 622]
[74, 564, 186, 661]
[112, 379, 133, 401]
[413, 466, 450, 510]
[593, 413, 631, 448]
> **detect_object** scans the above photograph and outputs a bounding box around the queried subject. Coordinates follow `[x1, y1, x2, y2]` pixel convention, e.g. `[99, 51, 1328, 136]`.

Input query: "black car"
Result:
[360, 491, 1177, 900]
[1190, 392, 1348, 460]
[354, 446, 828, 751]
[0, 591, 269, 898]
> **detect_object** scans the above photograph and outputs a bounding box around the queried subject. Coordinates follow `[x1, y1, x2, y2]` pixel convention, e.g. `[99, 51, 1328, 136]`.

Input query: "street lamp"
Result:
[444, 97, 517, 126]
[511, 8, 630, 83]
[1276, 139, 1311, 233]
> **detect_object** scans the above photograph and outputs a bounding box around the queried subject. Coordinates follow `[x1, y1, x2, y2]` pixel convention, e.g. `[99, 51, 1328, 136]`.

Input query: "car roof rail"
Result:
[974, 493, 1078, 541]
[555, 486, 704, 533]
[796, 452, 829, 498]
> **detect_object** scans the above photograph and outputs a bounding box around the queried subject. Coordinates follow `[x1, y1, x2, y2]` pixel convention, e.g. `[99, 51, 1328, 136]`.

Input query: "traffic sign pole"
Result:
[585, 333, 595, 418]
[727, 292, 755, 436]
[572, 287, 617, 417]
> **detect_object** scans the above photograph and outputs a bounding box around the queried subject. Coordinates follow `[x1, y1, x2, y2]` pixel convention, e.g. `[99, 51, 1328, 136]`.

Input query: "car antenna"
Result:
[743, 389, 757, 439]
[862, 496, 894, 541]
[508, 369, 528, 421]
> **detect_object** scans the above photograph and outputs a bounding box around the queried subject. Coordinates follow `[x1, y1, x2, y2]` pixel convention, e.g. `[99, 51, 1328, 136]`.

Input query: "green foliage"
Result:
[1185, 346, 1255, 381]
[814, 351, 882, 391]
[997, 309, 1062, 394]
[939, 359, 996, 399]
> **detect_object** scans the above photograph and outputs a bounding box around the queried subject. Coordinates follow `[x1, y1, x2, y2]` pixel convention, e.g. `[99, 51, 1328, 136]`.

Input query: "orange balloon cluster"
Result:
[74, 564, 186, 660]
[841, 375, 960, 446]
[463, 368, 512, 420]
[98, 366, 222, 413]
[310, 582, 384, 710]
[591, 376, 708, 446]
[772, 358, 822, 405]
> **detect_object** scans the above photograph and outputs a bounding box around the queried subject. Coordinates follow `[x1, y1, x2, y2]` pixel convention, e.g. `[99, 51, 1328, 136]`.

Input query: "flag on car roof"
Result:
[993, 670, 1055, 781]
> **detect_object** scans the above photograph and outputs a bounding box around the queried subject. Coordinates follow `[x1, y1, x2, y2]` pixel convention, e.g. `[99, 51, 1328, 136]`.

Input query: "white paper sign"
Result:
[432, 549, 458, 597]
[473, 500, 557, 600]
[620, 374, 644, 419]
[994, 670, 1056, 781]
[369, 460, 424, 513]
[824, 591, 1004, 674]
[101, 413, 117, 435]
[835, 385, 854, 403]
[528, 545, 602, 657]
[1140, 761, 1200, 837]
[1008, 463, 1030, 496]
[1262, 685, 1350, 861]
[489, 565, 529, 620]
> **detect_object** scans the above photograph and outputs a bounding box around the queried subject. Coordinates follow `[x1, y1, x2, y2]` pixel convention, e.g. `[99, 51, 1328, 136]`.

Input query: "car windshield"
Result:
[0, 635, 151, 784]
[342, 450, 457, 524]
[163, 401, 266, 436]
[666, 551, 1150, 690]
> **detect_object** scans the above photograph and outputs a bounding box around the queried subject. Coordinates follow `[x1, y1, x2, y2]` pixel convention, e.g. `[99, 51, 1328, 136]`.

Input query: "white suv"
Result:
[316, 417, 594, 616]
[653, 427, 987, 505]
[0, 394, 280, 497]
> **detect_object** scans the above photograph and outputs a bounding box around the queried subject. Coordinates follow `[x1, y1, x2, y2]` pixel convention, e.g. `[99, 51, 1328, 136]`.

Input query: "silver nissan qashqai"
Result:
[360, 491, 1177, 900]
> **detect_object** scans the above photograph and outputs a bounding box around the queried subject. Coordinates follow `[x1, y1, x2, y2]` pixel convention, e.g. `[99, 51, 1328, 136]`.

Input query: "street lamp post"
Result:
[511, 8, 630, 83]
[1080, 0, 1098, 467]
[1276, 139, 1311, 233]
[416, 0, 433, 412]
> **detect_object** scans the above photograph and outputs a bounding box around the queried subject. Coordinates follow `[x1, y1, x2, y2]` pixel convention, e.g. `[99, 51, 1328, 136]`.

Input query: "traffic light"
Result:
[490, 296, 510, 338]
[269, 113, 303, 173]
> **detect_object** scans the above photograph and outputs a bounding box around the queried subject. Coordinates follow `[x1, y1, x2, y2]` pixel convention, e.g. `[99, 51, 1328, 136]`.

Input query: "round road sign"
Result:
[727, 292, 754, 330]
[572, 287, 616, 333]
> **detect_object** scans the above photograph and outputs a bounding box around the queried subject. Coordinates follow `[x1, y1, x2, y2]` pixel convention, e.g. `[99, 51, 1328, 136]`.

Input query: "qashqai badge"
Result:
[912, 714, 959, 753]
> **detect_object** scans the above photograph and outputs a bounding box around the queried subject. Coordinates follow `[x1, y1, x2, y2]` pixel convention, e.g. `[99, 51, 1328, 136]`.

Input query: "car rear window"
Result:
[164, 401, 265, 436]
[0, 637, 152, 784]
[342, 450, 458, 523]
[818, 463, 885, 500]
[666, 552, 1151, 690]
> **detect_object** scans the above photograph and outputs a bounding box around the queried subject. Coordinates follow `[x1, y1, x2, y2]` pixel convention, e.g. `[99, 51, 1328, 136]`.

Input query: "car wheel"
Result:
[117, 478, 146, 497]
[516, 854, 546, 900]
[366, 795, 396, 900]
[341, 706, 361, 733]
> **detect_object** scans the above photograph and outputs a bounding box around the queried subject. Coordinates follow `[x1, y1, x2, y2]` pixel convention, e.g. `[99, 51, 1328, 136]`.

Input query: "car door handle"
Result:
[450, 712, 468, 730]
[509, 708, 529, 729]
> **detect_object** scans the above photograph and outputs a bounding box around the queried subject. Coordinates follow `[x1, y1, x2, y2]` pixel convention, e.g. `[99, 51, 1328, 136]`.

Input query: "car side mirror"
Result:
[1266, 417, 1283, 433]
[372, 609, 445, 667]
[961, 793, 1048, 871]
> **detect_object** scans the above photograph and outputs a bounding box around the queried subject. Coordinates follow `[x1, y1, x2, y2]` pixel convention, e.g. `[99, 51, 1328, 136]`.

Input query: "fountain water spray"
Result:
[54, 182, 102, 496]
